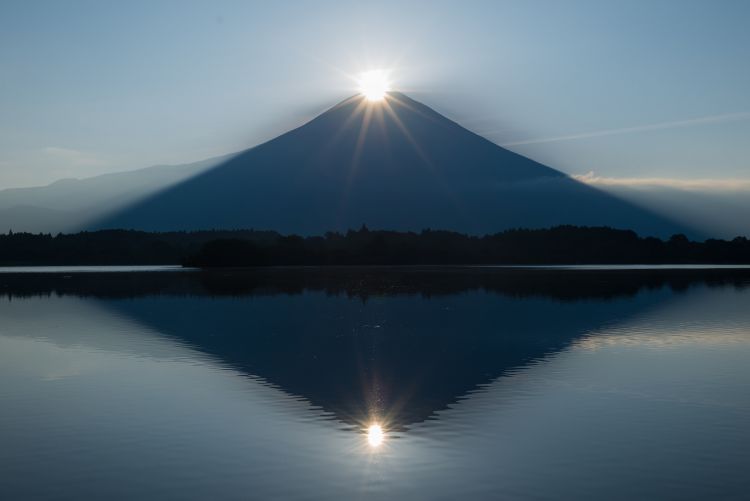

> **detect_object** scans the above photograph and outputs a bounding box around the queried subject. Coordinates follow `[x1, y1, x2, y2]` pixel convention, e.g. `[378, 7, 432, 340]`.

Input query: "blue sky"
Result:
[1, 0, 749, 188]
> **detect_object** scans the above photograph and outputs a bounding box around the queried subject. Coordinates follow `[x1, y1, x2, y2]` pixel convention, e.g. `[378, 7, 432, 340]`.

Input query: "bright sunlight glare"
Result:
[367, 423, 385, 447]
[358, 70, 391, 101]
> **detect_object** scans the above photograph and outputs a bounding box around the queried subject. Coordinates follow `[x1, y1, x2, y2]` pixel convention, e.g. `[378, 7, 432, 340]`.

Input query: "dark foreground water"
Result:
[1, 267, 749, 500]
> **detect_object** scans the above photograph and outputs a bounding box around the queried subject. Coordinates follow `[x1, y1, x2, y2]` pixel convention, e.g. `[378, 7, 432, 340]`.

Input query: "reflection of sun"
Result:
[367, 423, 385, 447]
[357, 70, 391, 101]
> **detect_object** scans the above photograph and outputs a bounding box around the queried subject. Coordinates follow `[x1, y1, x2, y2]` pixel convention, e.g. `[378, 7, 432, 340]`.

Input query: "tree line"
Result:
[0, 229, 277, 265]
[1, 226, 749, 266]
[184, 226, 750, 266]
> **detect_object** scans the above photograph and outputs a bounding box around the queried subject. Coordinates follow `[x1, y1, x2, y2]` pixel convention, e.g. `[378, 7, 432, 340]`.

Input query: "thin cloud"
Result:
[42, 147, 104, 167]
[573, 171, 750, 191]
[499, 112, 750, 146]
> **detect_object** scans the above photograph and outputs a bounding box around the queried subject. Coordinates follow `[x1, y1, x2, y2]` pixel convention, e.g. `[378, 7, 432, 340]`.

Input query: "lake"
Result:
[1, 267, 749, 500]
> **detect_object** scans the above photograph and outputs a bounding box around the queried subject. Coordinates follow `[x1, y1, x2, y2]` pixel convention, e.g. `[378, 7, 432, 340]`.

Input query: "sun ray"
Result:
[318, 98, 369, 157]
[381, 99, 469, 221]
[381, 99, 433, 166]
[338, 103, 376, 220]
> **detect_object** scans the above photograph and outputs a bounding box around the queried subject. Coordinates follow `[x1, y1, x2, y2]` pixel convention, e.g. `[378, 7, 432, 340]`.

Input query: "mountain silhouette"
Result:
[91, 93, 687, 236]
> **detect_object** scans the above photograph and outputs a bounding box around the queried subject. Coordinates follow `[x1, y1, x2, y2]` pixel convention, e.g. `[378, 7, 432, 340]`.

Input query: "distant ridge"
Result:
[0, 155, 228, 233]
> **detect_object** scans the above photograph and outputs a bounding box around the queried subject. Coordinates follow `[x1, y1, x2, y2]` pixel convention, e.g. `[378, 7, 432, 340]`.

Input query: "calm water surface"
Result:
[1, 267, 749, 500]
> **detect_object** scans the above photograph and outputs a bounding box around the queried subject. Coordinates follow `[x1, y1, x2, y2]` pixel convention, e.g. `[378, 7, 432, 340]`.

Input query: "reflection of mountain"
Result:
[1, 268, 748, 429]
[92, 93, 687, 236]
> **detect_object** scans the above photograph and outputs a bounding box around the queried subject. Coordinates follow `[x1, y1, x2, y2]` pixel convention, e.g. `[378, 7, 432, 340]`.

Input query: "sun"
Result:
[357, 70, 391, 102]
[366, 423, 385, 447]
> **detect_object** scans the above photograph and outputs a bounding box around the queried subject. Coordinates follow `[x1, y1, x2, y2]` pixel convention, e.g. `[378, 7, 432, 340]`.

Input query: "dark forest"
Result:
[1, 226, 749, 266]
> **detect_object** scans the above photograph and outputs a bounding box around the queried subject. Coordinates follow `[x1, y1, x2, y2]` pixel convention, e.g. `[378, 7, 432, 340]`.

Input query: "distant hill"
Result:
[0, 155, 229, 233]
[90, 93, 688, 237]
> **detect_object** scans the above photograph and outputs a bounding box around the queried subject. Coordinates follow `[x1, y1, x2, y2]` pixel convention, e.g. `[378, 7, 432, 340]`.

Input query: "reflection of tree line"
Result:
[2, 226, 750, 267]
[1, 266, 748, 301]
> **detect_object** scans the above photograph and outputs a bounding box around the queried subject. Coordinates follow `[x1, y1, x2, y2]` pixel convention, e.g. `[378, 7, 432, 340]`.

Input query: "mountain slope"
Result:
[91, 93, 686, 236]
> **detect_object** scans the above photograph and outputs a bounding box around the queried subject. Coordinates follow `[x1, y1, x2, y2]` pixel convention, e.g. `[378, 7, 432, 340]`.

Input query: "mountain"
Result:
[2, 93, 688, 236]
[90, 93, 688, 237]
[0, 155, 228, 233]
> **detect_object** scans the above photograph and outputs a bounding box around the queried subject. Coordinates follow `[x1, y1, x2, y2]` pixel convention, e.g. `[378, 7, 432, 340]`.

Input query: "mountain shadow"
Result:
[91, 93, 691, 237]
